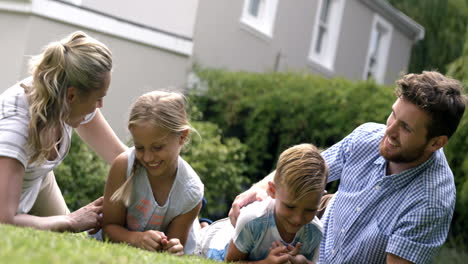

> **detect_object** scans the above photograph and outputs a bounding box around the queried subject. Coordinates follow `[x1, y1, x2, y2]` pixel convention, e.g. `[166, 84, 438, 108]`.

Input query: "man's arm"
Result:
[387, 253, 413, 264]
[228, 171, 274, 226]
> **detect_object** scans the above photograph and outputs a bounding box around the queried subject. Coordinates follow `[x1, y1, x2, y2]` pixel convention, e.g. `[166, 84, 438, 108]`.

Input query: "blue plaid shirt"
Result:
[318, 123, 455, 264]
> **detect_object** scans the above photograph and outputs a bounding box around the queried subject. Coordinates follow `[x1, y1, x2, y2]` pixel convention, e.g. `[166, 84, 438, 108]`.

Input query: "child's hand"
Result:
[135, 230, 167, 251]
[266, 241, 290, 264]
[286, 242, 301, 256]
[285, 242, 312, 264]
[161, 238, 184, 256]
[288, 254, 309, 264]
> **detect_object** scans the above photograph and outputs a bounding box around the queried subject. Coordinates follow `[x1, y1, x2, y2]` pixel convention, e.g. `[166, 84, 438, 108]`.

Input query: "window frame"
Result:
[240, 0, 279, 39]
[308, 0, 345, 72]
[362, 14, 393, 84]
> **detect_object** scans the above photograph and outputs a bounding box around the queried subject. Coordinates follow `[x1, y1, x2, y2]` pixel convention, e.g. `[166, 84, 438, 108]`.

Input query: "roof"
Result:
[360, 0, 425, 42]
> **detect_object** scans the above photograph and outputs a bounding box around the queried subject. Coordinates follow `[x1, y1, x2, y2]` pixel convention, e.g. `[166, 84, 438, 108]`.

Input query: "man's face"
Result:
[379, 97, 432, 165]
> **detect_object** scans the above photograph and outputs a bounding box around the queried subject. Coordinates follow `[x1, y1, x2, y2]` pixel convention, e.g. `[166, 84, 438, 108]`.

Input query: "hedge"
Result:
[190, 68, 468, 247]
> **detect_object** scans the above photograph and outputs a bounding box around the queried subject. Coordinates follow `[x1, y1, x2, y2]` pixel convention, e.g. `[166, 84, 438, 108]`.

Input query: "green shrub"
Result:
[55, 132, 109, 211]
[445, 36, 468, 247]
[182, 121, 250, 219]
[191, 69, 394, 181]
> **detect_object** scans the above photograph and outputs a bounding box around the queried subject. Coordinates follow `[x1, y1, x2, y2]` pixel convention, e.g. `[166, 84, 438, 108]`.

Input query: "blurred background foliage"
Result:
[388, 0, 468, 74]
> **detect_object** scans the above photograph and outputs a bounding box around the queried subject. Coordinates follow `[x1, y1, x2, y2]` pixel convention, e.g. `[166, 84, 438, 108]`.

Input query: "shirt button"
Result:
[375, 185, 381, 190]
[332, 249, 336, 255]
[356, 207, 361, 212]
[341, 228, 345, 233]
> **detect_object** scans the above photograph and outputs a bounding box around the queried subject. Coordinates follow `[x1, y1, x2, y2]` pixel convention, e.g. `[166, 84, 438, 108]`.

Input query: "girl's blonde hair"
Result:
[111, 91, 196, 206]
[274, 144, 328, 201]
[24, 31, 112, 164]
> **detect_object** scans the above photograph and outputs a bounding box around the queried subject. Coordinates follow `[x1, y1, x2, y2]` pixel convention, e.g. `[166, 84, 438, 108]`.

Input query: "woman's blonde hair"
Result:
[24, 31, 112, 164]
[111, 90, 196, 206]
[274, 144, 328, 201]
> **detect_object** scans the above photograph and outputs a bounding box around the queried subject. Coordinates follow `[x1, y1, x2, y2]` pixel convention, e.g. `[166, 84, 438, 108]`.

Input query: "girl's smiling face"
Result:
[130, 122, 186, 179]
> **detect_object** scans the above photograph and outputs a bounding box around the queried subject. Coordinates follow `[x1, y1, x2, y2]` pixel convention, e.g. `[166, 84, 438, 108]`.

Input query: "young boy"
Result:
[196, 144, 328, 263]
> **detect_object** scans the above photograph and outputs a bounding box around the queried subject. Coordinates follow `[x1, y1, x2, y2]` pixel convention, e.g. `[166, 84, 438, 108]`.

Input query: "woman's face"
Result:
[66, 72, 110, 128]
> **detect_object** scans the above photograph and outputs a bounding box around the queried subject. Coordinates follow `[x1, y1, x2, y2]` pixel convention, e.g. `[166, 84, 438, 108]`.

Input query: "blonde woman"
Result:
[0, 32, 127, 232]
[102, 91, 204, 256]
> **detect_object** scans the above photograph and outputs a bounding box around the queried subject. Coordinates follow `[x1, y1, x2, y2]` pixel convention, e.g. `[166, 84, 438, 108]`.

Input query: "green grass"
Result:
[0, 224, 217, 264]
[2, 224, 466, 263]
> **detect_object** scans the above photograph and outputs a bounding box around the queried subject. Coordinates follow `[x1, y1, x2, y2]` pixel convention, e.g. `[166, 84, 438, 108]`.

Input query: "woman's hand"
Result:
[66, 196, 103, 232]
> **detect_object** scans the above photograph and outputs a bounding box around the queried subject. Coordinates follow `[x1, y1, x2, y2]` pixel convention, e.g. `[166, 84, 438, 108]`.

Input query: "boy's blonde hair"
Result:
[25, 31, 112, 164]
[111, 90, 195, 206]
[274, 144, 328, 201]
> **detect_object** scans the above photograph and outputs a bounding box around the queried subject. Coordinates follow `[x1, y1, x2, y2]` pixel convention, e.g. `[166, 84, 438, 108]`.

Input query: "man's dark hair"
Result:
[396, 71, 466, 139]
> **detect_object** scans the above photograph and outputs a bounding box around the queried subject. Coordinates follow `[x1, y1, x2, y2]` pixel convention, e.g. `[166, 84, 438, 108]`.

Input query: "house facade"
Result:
[0, 0, 197, 139]
[0, 0, 423, 140]
[192, 0, 424, 85]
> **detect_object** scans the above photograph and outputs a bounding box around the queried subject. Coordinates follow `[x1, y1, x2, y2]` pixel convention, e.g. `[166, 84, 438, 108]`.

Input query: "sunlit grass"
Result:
[0, 224, 217, 264]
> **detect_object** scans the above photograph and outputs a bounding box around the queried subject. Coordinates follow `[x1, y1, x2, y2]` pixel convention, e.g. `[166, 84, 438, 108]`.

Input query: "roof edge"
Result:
[360, 0, 425, 42]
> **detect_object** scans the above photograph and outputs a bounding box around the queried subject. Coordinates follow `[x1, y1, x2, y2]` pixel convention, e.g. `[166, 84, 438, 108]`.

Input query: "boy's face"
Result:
[269, 182, 322, 241]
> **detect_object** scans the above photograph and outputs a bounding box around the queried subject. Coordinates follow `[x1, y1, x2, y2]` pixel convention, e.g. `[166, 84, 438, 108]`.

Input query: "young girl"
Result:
[196, 144, 328, 263]
[102, 91, 204, 255]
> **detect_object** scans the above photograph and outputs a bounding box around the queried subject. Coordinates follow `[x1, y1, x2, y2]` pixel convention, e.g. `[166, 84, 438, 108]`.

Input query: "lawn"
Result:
[0, 224, 217, 264]
[1, 224, 466, 263]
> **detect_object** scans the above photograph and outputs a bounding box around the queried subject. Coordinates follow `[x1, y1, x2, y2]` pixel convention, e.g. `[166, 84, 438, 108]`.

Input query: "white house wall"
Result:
[0, 12, 191, 141]
[193, 0, 419, 85]
[81, 0, 199, 38]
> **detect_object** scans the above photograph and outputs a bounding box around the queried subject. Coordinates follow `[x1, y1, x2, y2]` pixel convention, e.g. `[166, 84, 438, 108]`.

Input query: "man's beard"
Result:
[379, 136, 427, 163]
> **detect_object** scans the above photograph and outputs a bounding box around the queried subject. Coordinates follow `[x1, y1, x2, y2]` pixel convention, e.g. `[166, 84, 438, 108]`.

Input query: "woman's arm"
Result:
[76, 109, 127, 164]
[0, 157, 101, 232]
[102, 153, 166, 251]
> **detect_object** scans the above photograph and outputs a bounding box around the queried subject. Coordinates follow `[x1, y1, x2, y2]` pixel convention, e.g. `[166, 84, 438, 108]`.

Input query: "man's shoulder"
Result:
[344, 122, 385, 152]
[354, 122, 386, 135]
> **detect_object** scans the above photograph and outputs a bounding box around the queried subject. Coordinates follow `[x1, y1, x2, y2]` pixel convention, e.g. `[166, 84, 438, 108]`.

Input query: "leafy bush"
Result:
[55, 132, 109, 211]
[445, 33, 468, 247]
[190, 69, 394, 182]
[182, 120, 250, 219]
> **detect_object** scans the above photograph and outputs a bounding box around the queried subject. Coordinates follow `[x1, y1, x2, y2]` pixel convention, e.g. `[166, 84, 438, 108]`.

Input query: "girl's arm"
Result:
[76, 109, 127, 164]
[102, 153, 166, 251]
[165, 200, 202, 246]
[225, 240, 290, 264]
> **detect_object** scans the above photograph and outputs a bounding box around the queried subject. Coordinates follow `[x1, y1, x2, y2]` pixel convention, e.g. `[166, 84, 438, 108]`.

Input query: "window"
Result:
[308, 0, 345, 71]
[363, 14, 393, 84]
[240, 0, 278, 38]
